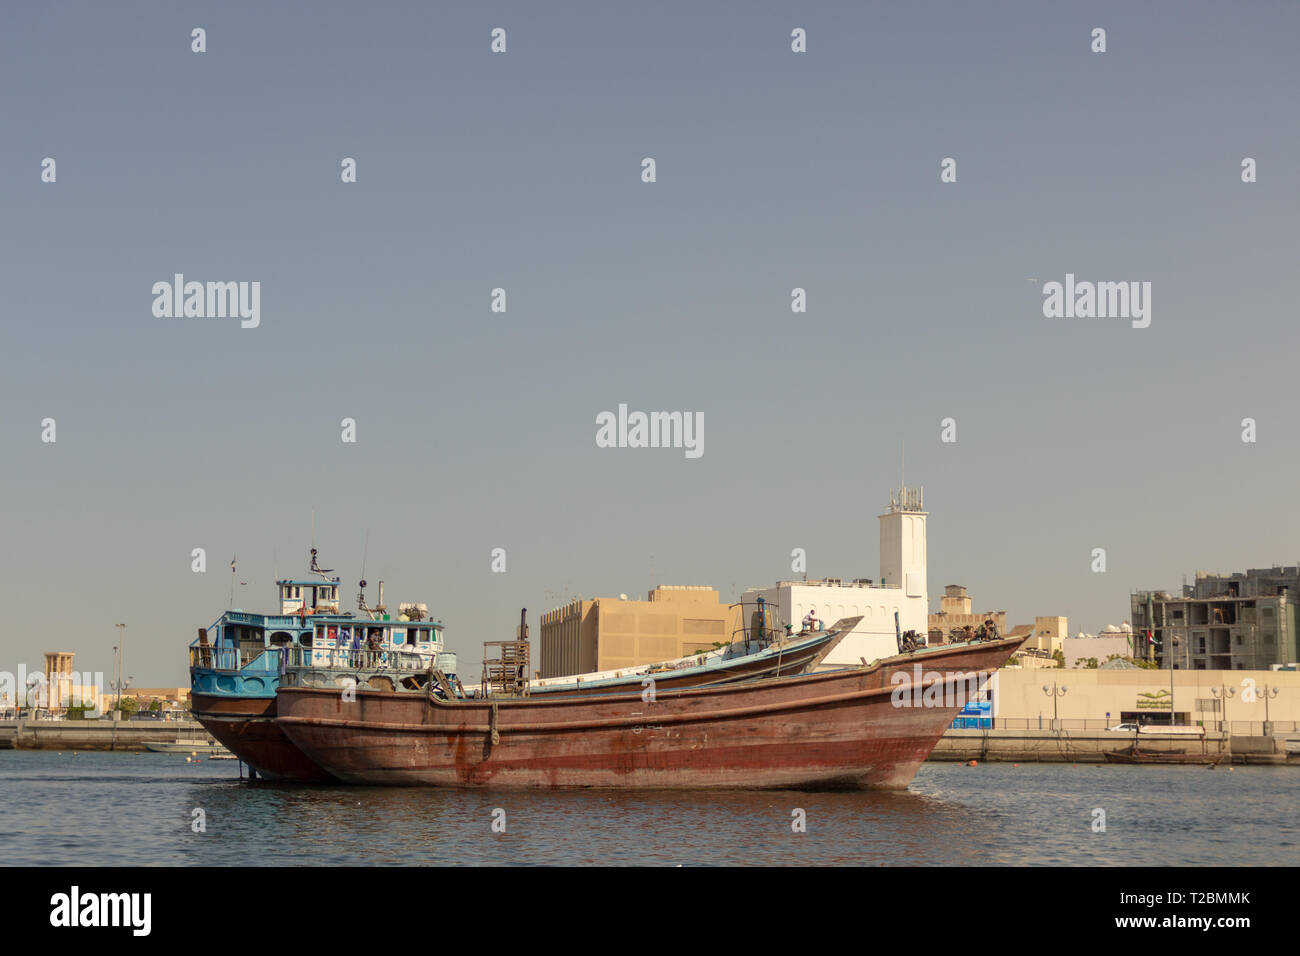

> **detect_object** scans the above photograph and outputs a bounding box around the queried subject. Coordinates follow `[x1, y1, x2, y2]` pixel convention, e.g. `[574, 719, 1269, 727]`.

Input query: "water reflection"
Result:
[3, 752, 1297, 866]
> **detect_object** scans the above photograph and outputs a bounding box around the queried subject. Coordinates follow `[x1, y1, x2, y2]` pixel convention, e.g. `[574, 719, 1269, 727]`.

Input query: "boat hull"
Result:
[191, 692, 336, 783]
[277, 637, 1022, 790]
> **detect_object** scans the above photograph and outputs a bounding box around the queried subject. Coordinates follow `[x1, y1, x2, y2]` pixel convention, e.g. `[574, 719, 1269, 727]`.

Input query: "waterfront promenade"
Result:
[0, 717, 216, 751]
[932, 727, 1300, 765]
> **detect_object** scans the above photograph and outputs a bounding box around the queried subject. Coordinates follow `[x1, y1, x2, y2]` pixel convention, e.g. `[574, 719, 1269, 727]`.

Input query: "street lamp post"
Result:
[114, 623, 127, 712]
[1257, 683, 1279, 732]
[1042, 681, 1068, 731]
[1210, 682, 1235, 762]
[1210, 683, 1235, 732]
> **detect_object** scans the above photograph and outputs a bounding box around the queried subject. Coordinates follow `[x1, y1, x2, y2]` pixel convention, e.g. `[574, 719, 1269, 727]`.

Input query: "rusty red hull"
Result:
[191, 692, 336, 783]
[277, 637, 1022, 790]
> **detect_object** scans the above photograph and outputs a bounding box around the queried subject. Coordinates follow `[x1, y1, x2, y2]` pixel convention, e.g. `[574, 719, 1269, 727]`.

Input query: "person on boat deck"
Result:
[802, 608, 818, 633]
[366, 629, 382, 665]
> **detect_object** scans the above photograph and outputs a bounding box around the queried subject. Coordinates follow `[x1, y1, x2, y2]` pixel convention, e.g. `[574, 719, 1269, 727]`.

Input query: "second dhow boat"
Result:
[276, 624, 1025, 790]
[521, 598, 849, 697]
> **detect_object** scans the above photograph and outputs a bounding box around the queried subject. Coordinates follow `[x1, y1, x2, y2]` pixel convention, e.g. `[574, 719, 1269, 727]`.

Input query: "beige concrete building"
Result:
[928, 585, 1006, 643]
[1008, 647, 1060, 669]
[1025, 616, 1068, 654]
[989, 666, 1300, 729]
[103, 687, 190, 710]
[539, 586, 740, 678]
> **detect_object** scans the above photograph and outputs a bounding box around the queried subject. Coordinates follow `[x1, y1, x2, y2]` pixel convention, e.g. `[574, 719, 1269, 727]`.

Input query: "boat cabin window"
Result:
[269, 631, 293, 646]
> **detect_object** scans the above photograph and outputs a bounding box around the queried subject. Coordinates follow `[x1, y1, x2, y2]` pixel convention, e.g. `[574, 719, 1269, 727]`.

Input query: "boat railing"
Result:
[192, 642, 434, 674]
[188, 645, 277, 672]
[280, 645, 431, 672]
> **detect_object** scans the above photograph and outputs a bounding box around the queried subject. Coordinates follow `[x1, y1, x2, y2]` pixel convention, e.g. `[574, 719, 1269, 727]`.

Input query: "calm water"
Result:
[2, 751, 1297, 866]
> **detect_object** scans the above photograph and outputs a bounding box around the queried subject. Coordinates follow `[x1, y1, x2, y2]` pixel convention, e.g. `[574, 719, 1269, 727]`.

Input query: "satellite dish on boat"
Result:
[619, 593, 628, 601]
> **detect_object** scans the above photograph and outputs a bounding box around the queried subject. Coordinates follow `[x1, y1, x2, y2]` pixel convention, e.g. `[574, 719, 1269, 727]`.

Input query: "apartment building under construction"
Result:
[1132, 566, 1300, 671]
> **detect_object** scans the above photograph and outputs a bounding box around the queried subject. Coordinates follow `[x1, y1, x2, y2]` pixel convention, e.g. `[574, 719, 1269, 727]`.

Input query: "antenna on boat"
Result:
[356, 530, 375, 619]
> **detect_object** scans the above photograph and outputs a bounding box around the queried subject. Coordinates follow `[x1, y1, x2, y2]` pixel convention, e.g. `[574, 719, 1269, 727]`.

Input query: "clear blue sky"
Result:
[3, 1, 1298, 684]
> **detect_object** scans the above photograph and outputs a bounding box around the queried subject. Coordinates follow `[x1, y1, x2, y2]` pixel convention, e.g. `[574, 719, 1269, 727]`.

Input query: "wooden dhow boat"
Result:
[188, 552, 445, 782]
[508, 613, 849, 698]
[1102, 747, 1224, 766]
[276, 625, 1025, 790]
[1102, 724, 1224, 766]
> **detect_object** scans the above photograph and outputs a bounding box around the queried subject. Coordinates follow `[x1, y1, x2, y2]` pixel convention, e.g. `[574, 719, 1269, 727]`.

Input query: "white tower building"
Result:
[879, 485, 927, 602]
[741, 484, 930, 668]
